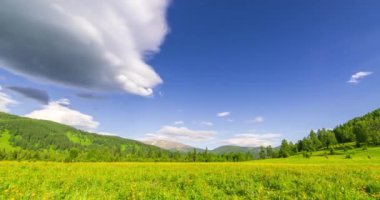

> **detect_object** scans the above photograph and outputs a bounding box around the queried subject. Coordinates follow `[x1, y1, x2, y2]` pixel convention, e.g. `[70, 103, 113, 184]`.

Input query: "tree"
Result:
[309, 130, 322, 150]
[204, 147, 211, 162]
[68, 148, 79, 161]
[302, 137, 313, 152]
[354, 122, 370, 145]
[192, 149, 197, 162]
[334, 125, 355, 143]
[318, 129, 337, 149]
[372, 131, 380, 145]
[244, 151, 253, 160]
[266, 146, 274, 158]
[289, 142, 298, 154]
[259, 146, 266, 159]
[279, 139, 290, 158]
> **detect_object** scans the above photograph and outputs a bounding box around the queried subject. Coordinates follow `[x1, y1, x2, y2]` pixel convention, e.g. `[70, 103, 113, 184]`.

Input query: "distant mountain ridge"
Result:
[142, 139, 263, 154]
[141, 139, 203, 152]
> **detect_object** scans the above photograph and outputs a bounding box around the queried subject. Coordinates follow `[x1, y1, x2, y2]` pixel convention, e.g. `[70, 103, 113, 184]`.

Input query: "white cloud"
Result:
[0, 89, 17, 112]
[217, 112, 230, 117]
[201, 121, 214, 126]
[25, 99, 99, 131]
[173, 121, 184, 125]
[348, 71, 373, 84]
[250, 116, 264, 124]
[0, 0, 170, 96]
[144, 126, 216, 142]
[96, 131, 118, 136]
[223, 133, 282, 147]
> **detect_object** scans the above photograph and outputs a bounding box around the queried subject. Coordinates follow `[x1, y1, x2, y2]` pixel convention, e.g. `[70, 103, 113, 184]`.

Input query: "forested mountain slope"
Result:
[271, 108, 380, 159]
[0, 112, 169, 161]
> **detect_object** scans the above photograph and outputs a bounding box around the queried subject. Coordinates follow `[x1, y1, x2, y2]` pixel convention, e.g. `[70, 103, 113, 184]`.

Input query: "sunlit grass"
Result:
[1, 147, 380, 199]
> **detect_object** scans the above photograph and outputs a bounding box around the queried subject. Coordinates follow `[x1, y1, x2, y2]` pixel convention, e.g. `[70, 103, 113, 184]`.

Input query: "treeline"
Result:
[0, 147, 255, 162]
[259, 109, 380, 159]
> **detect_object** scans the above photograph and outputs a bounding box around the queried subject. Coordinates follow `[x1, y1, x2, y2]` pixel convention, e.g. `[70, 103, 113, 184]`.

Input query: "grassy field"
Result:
[0, 130, 15, 151]
[1, 147, 380, 199]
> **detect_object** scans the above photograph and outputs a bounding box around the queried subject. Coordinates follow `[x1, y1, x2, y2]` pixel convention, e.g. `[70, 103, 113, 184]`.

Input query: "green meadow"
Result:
[1, 147, 379, 199]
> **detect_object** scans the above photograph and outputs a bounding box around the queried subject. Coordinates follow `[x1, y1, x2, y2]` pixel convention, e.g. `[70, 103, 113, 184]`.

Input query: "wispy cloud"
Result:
[25, 98, 99, 131]
[77, 93, 104, 100]
[217, 112, 230, 117]
[249, 116, 264, 124]
[0, 87, 17, 112]
[96, 131, 118, 136]
[222, 132, 282, 147]
[173, 121, 184, 125]
[348, 71, 373, 84]
[200, 121, 214, 126]
[143, 126, 216, 142]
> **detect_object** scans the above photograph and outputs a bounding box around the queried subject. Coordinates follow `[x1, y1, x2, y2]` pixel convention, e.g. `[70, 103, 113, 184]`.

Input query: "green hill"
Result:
[0, 112, 169, 162]
[273, 108, 380, 159]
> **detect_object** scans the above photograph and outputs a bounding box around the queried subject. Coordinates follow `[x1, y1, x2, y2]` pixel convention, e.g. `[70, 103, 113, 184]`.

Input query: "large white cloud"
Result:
[144, 126, 217, 142]
[25, 99, 99, 131]
[0, 0, 170, 96]
[223, 133, 282, 147]
[0, 88, 17, 112]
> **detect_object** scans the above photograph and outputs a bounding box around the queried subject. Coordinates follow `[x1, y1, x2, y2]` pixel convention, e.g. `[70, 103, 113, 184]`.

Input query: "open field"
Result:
[1, 147, 380, 199]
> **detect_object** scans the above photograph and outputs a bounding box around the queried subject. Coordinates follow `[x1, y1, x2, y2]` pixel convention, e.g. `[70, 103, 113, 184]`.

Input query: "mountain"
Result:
[141, 139, 201, 152]
[0, 112, 169, 162]
[142, 139, 263, 154]
[211, 145, 260, 154]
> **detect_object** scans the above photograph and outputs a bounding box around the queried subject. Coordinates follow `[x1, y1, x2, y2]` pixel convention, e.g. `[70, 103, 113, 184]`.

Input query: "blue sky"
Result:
[0, 0, 379, 149]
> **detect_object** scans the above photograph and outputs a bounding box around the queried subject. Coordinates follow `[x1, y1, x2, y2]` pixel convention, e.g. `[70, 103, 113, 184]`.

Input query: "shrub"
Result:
[329, 148, 335, 155]
[365, 182, 380, 196]
[303, 151, 311, 158]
